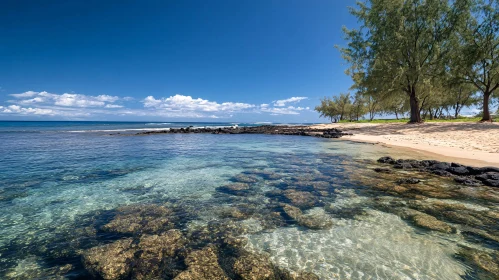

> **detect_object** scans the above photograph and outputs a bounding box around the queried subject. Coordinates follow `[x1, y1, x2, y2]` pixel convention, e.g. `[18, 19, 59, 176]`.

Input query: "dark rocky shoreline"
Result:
[117, 125, 352, 138]
[377, 156, 499, 188]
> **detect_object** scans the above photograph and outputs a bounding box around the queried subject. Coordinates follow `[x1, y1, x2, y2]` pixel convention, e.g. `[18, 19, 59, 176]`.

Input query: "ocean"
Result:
[0, 121, 496, 279]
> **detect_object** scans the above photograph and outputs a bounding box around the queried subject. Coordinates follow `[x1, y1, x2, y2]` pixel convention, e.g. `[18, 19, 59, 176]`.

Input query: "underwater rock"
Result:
[284, 190, 319, 209]
[245, 169, 283, 180]
[411, 213, 455, 233]
[297, 210, 333, 230]
[461, 249, 499, 278]
[485, 210, 499, 220]
[462, 228, 499, 244]
[391, 185, 410, 195]
[454, 177, 482, 186]
[233, 251, 279, 280]
[381, 177, 458, 199]
[396, 178, 421, 184]
[310, 181, 331, 191]
[282, 204, 333, 230]
[174, 246, 229, 280]
[186, 219, 249, 248]
[217, 183, 252, 196]
[252, 209, 287, 230]
[282, 204, 302, 221]
[441, 211, 484, 227]
[457, 187, 499, 203]
[287, 180, 315, 192]
[231, 249, 320, 279]
[102, 204, 176, 235]
[133, 229, 186, 279]
[232, 174, 260, 183]
[374, 167, 392, 173]
[219, 206, 253, 220]
[83, 238, 136, 280]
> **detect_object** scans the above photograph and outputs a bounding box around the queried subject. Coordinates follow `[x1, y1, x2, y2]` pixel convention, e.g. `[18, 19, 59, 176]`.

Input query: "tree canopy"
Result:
[316, 0, 499, 123]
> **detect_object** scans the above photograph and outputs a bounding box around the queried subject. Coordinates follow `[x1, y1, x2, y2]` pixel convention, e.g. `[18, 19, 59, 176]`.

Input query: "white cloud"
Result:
[1, 90, 311, 118]
[1, 105, 55, 115]
[261, 106, 309, 115]
[1, 90, 130, 117]
[10, 91, 122, 108]
[143, 94, 255, 113]
[10, 91, 39, 98]
[105, 104, 124, 108]
[273, 97, 308, 107]
[95, 95, 120, 103]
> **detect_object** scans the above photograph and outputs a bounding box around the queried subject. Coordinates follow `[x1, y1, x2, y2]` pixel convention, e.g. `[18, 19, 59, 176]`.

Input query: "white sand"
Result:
[310, 122, 499, 166]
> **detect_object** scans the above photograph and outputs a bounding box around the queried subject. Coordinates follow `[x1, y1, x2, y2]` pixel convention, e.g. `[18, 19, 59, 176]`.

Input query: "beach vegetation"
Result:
[324, 0, 499, 123]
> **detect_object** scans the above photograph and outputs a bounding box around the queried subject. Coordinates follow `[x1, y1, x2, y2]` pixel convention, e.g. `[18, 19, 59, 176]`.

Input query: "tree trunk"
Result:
[481, 92, 492, 122]
[454, 103, 460, 119]
[395, 111, 399, 120]
[409, 87, 422, 123]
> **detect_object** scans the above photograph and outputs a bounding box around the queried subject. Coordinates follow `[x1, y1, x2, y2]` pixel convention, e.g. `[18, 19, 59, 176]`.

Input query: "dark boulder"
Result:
[394, 162, 413, 169]
[467, 166, 484, 175]
[377, 156, 396, 164]
[429, 162, 451, 171]
[448, 166, 469, 176]
[479, 167, 499, 173]
[454, 177, 482, 186]
[476, 172, 499, 182]
[484, 180, 499, 188]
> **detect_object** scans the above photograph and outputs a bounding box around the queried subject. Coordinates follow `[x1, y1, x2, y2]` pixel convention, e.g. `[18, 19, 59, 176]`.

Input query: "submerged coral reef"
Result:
[2, 152, 499, 279]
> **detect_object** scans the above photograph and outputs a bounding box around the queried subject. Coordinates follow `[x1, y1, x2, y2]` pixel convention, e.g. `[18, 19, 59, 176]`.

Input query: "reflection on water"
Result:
[0, 132, 497, 279]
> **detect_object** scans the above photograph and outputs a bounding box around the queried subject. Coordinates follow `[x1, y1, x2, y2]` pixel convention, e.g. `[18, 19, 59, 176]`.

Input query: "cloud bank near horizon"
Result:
[1, 91, 310, 119]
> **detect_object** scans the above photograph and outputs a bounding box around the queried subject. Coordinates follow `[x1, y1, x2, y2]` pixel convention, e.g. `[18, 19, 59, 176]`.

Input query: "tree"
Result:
[445, 79, 479, 118]
[381, 93, 408, 120]
[333, 93, 352, 121]
[315, 93, 353, 122]
[458, 0, 499, 122]
[340, 0, 468, 123]
[350, 91, 367, 121]
[315, 97, 340, 123]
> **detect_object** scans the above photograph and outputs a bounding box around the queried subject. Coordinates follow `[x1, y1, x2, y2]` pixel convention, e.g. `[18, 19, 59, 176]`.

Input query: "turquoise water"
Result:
[0, 121, 263, 132]
[0, 122, 497, 279]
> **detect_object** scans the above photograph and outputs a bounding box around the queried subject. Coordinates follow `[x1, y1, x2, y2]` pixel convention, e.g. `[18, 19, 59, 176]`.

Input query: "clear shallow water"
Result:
[0, 121, 303, 133]
[0, 122, 497, 279]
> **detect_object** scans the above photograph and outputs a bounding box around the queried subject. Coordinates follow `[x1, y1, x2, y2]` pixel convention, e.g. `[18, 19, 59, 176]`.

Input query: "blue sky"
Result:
[0, 0, 358, 122]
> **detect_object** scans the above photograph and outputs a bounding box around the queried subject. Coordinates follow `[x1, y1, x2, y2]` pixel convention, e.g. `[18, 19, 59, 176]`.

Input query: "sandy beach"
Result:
[311, 122, 499, 166]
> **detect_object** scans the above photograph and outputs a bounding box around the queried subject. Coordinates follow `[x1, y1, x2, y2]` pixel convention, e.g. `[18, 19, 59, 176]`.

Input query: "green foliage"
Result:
[314, 93, 353, 123]
[337, 116, 486, 123]
[456, 0, 499, 121]
[330, 0, 499, 123]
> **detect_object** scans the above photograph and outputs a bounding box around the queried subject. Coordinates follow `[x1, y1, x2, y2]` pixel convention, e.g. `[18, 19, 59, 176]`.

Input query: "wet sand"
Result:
[310, 122, 499, 167]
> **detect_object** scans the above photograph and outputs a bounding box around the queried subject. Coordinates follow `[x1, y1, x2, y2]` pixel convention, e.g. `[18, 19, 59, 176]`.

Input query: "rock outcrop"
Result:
[377, 156, 499, 188]
[126, 125, 352, 138]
